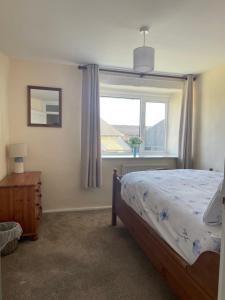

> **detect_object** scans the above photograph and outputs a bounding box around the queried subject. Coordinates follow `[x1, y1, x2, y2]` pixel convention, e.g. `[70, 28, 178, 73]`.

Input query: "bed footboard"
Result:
[112, 169, 220, 300]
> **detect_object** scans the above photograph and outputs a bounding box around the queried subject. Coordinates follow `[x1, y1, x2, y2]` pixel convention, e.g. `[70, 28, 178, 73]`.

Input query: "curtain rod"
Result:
[78, 65, 195, 81]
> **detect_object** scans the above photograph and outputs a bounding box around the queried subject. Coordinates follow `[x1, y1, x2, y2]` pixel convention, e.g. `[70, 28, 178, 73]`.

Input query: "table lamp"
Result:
[9, 143, 28, 173]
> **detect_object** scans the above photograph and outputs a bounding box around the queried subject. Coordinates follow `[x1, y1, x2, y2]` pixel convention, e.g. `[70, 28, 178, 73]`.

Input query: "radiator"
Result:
[120, 164, 169, 175]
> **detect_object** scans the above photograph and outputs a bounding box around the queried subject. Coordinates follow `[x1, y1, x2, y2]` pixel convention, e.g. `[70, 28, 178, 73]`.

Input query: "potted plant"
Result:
[128, 136, 143, 157]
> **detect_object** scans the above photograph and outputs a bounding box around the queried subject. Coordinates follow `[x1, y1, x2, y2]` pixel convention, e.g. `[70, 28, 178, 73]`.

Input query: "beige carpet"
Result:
[1, 210, 176, 300]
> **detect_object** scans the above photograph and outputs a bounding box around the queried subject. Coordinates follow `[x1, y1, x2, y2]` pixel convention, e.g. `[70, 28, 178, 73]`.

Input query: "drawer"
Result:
[35, 183, 41, 194]
[37, 180, 42, 190]
[35, 185, 42, 204]
[35, 193, 42, 204]
[0, 189, 14, 221]
[35, 203, 42, 221]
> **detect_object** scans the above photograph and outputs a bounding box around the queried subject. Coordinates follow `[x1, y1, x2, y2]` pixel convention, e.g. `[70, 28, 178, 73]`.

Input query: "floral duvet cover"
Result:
[121, 169, 223, 264]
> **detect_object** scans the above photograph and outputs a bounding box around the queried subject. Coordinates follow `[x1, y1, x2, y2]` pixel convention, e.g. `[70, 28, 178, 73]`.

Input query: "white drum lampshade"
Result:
[133, 26, 155, 73]
[9, 143, 28, 173]
[133, 46, 155, 73]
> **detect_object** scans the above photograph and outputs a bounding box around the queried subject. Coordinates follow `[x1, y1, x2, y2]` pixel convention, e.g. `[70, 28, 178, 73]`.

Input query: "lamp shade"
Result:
[133, 46, 155, 73]
[9, 143, 28, 158]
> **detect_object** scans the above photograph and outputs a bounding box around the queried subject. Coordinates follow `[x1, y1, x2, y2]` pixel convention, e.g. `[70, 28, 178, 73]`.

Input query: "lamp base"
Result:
[14, 158, 24, 174]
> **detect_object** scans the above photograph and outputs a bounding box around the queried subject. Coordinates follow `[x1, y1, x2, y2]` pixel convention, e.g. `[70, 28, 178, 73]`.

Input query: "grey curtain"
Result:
[178, 74, 194, 169]
[81, 64, 102, 188]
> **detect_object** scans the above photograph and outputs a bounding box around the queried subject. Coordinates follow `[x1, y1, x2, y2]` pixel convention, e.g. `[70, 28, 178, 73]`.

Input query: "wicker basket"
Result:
[1, 239, 18, 256]
[0, 222, 22, 256]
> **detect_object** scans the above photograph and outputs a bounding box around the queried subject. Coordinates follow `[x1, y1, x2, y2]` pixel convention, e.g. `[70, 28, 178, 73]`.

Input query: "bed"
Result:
[112, 169, 222, 300]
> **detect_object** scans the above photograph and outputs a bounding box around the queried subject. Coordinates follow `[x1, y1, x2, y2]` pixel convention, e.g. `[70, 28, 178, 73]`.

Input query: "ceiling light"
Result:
[133, 26, 155, 73]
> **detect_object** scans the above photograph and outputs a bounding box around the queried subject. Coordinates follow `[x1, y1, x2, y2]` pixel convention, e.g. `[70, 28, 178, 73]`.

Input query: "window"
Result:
[100, 94, 168, 156]
[100, 97, 140, 155]
[144, 102, 166, 152]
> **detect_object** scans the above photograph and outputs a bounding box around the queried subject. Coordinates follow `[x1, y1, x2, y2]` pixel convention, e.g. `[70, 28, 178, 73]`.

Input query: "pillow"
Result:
[203, 180, 224, 226]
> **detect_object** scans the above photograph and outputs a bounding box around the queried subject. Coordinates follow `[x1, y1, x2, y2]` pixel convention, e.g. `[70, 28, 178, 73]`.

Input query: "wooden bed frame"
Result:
[112, 169, 220, 300]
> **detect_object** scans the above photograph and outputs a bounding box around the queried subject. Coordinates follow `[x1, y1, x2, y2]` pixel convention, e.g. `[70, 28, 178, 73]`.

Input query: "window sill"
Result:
[102, 154, 178, 160]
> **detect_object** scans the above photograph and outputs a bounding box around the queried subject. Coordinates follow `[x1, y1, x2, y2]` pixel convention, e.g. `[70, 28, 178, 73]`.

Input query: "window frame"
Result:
[140, 96, 168, 155]
[100, 89, 169, 156]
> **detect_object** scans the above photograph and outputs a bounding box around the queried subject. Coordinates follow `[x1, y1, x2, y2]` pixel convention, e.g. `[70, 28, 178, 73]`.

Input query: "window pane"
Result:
[144, 102, 166, 152]
[100, 97, 140, 155]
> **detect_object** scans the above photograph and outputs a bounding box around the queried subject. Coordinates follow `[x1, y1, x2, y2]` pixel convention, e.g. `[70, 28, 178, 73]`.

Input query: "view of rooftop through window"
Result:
[100, 96, 167, 155]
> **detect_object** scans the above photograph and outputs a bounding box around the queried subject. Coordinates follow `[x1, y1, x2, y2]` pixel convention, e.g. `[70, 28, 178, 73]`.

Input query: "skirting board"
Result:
[43, 205, 112, 214]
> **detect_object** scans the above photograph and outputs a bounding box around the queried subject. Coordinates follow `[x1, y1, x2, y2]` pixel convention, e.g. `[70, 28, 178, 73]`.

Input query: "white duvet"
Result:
[121, 169, 223, 264]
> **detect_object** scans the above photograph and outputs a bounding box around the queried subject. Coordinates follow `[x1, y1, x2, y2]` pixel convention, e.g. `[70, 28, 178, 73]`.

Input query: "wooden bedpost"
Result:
[112, 168, 118, 226]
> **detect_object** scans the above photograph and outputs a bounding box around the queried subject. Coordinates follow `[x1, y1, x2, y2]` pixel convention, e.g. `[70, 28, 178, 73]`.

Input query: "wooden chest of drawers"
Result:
[0, 172, 42, 240]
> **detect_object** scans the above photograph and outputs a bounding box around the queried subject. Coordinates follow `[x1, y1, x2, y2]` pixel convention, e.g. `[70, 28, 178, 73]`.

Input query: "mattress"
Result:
[121, 169, 223, 264]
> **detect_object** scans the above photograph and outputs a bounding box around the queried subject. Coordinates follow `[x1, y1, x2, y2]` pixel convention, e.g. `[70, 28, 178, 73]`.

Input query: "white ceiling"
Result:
[1, 0, 225, 74]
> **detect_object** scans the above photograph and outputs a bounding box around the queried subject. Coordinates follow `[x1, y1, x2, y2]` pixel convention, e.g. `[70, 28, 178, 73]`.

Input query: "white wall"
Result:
[8, 59, 177, 212]
[194, 64, 225, 300]
[194, 64, 225, 171]
[0, 52, 10, 180]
